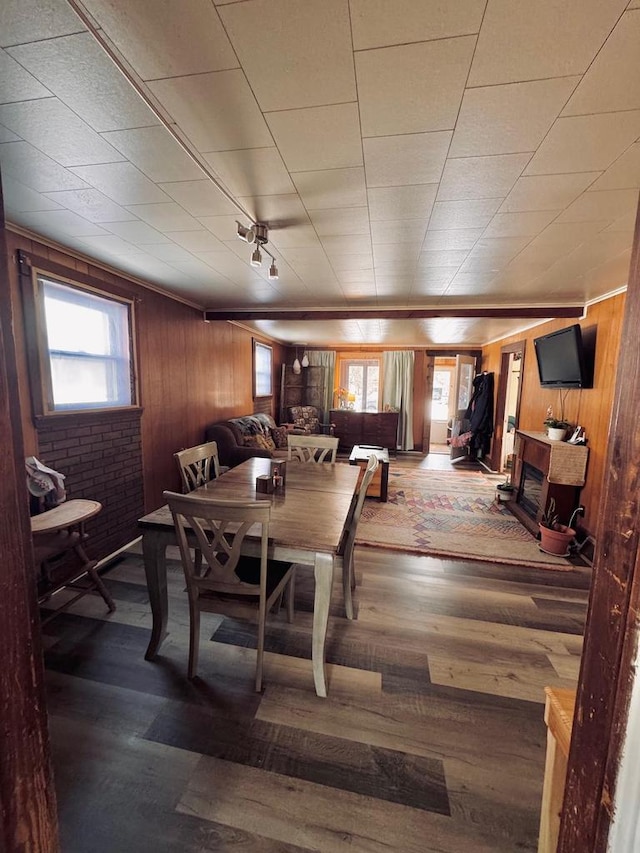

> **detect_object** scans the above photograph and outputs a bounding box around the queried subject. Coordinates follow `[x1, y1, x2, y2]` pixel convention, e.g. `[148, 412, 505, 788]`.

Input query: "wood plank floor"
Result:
[41, 455, 590, 852]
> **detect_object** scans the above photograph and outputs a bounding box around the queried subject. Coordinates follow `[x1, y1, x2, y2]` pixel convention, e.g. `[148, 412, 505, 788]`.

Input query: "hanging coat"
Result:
[464, 373, 494, 456]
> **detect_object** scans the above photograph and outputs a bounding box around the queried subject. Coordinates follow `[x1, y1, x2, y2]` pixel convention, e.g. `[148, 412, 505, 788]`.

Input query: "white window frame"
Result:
[339, 357, 381, 411]
[31, 269, 138, 416]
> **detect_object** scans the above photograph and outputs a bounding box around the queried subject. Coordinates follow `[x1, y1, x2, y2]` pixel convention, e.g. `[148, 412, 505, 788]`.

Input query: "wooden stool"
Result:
[31, 499, 115, 622]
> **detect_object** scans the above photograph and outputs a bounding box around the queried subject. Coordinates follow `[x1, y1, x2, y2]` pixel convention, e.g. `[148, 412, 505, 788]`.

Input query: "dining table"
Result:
[138, 456, 361, 697]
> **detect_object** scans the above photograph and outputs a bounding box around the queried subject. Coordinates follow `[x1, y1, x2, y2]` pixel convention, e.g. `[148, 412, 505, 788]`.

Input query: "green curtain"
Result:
[382, 351, 414, 450]
[307, 350, 336, 426]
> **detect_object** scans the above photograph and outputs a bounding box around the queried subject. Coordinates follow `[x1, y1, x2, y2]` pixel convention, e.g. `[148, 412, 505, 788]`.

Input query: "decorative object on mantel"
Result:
[544, 405, 570, 440]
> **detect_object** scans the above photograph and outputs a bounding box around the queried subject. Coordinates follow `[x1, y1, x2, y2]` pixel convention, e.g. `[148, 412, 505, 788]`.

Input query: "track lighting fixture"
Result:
[236, 220, 279, 279]
[236, 221, 255, 243]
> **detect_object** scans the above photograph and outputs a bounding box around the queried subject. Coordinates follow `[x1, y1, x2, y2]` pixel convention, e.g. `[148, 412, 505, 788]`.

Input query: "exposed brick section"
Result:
[36, 410, 144, 562]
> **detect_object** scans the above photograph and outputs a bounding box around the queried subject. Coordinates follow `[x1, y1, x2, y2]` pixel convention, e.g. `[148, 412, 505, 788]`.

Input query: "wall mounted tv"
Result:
[534, 324, 593, 389]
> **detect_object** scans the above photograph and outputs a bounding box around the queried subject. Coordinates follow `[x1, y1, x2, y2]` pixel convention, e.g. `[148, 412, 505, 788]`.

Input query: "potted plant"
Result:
[544, 406, 570, 440]
[538, 498, 575, 556]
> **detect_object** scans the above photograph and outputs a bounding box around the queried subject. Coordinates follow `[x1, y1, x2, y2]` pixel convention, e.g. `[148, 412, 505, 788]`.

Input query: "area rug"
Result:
[356, 467, 573, 570]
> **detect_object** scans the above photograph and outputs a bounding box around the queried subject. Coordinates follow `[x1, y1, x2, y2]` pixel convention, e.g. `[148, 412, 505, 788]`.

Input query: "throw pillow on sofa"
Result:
[271, 426, 289, 449]
[243, 434, 274, 451]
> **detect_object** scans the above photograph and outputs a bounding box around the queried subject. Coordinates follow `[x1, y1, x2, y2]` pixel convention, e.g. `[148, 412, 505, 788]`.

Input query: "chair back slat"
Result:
[341, 454, 379, 559]
[174, 441, 221, 492]
[287, 434, 338, 463]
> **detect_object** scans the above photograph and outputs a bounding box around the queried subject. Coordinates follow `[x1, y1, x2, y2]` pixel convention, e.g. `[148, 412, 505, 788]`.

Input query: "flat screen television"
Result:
[534, 324, 591, 388]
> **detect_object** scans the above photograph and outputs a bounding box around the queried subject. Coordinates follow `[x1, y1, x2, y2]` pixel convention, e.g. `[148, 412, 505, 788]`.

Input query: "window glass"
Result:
[39, 276, 134, 412]
[339, 359, 380, 411]
[253, 340, 272, 397]
[431, 369, 452, 420]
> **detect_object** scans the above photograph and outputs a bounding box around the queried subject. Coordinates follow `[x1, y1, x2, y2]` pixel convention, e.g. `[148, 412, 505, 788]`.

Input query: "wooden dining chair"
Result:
[287, 433, 338, 463]
[174, 440, 225, 493]
[164, 491, 296, 691]
[338, 454, 379, 620]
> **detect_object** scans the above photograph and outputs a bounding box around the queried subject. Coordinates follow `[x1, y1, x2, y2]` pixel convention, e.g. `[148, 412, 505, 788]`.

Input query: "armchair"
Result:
[286, 406, 334, 435]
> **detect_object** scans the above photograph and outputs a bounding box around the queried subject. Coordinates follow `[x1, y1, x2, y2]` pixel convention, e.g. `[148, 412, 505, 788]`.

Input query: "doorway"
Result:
[429, 357, 455, 454]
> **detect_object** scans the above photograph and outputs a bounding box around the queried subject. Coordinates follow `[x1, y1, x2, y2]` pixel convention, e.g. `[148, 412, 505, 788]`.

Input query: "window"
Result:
[34, 272, 136, 414]
[253, 340, 272, 397]
[431, 369, 453, 421]
[339, 358, 380, 411]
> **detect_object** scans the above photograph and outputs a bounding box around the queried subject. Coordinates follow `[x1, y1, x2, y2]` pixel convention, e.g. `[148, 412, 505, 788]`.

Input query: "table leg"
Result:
[380, 461, 389, 502]
[312, 552, 334, 698]
[142, 530, 170, 660]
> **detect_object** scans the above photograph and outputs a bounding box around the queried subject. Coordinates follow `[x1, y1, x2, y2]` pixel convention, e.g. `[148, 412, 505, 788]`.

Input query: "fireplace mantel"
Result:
[509, 430, 589, 535]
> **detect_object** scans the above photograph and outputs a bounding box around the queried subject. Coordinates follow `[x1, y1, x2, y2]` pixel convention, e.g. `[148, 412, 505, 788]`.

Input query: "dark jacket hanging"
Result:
[464, 372, 494, 456]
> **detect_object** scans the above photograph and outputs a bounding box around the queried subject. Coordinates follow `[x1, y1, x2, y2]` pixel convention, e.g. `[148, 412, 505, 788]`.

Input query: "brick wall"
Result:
[35, 409, 144, 562]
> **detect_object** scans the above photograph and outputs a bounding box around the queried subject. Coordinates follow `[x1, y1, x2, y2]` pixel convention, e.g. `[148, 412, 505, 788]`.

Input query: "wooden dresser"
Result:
[330, 410, 399, 453]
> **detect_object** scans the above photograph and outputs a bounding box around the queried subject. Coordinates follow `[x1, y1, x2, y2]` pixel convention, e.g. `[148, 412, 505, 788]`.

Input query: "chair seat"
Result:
[199, 556, 294, 601]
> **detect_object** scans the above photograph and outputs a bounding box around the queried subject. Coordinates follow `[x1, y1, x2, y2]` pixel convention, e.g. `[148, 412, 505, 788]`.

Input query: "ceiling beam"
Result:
[204, 306, 585, 322]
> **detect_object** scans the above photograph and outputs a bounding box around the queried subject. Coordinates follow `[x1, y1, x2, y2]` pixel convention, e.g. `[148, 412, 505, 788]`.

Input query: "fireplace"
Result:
[518, 462, 544, 520]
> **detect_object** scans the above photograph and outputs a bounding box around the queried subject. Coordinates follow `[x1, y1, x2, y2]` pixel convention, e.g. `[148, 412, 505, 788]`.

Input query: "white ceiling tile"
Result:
[371, 219, 427, 244]
[142, 243, 196, 264]
[524, 112, 640, 175]
[482, 210, 560, 238]
[7, 33, 158, 132]
[444, 271, 499, 293]
[80, 0, 237, 79]
[418, 250, 468, 268]
[124, 202, 202, 231]
[266, 103, 362, 172]
[203, 147, 295, 197]
[350, 0, 485, 50]
[0, 0, 86, 46]
[164, 230, 225, 252]
[321, 235, 372, 255]
[413, 267, 457, 286]
[198, 214, 242, 242]
[69, 162, 170, 205]
[356, 37, 474, 136]
[195, 250, 263, 286]
[0, 124, 19, 142]
[438, 153, 531, 201]
[17, 208, 108, 237]
[556, 188, 640, 223]
[368, 185, 438, 221]
[328, 253, 373, 272]
[1, 175, 62, 212]
[0, 140, 90, 192]
[0, 98, 125, 166]
[422, 228, 484, 251]
[364, 132, 451, 187]
[148, 70, 272, 152]
[336, 269, 376, 284]
[429, 198, 502, 229]
[0, 48, 52, 103]
[450, 77, 580, 158]
[590, 143, 640, 191]
[373, 244, 420, 265]
[42, 188, 138, 223]
[158, 180, 237, 217]
[266, 223, 321, 249]
[499, 173, 601, 212]
[308, 207, 370, 237]
[469, 0, 629, 86]
[294, 167, 367, 210]
[604, 211, 637, 232]
[471, 236, 531, 260]
[103, 220, 171, 244]
[218, 0, 355, 111]
[101, 126, 203, 182]
[562, 11, 640, 116]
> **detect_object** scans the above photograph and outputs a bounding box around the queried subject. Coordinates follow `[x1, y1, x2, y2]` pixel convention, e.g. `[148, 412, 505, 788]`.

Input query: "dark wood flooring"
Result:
[41, 455, 590, 852]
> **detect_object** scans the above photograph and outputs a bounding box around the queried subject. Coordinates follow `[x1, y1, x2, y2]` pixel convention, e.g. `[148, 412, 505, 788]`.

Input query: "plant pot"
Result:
[539, 523, 575, 556]
[547, 427, 566, 441]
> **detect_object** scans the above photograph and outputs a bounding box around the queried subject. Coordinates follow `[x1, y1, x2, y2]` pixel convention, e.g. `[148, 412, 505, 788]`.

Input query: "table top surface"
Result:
[140, 457, 360, 554]
[349, 444, 390, 463]
[31, 499, 102, 534]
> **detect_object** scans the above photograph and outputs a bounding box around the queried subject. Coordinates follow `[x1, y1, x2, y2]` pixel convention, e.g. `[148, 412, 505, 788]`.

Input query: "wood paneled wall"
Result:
[6, 231, 285, 518]
[482, 294, 626, 537]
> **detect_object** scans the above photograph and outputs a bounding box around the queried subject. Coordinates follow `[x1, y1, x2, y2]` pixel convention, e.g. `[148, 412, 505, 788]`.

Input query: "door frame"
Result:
[488, 340, 525, 473]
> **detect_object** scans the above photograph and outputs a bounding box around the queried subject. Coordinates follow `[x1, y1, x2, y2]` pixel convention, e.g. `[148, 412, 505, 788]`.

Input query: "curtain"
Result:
[382, 351, 414, 451]
[307, 350, 336, 426]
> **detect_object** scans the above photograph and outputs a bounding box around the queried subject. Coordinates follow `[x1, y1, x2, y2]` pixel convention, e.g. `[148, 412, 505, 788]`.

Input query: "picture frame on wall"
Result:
[253, 340, 273, 398]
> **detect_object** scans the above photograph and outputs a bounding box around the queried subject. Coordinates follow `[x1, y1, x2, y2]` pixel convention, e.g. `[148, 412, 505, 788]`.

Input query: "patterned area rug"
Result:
[357, 467, 573, 570]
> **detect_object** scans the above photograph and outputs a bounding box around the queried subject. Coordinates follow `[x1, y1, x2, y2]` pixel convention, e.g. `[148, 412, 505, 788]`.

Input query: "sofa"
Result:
[204, 413, 289, 469]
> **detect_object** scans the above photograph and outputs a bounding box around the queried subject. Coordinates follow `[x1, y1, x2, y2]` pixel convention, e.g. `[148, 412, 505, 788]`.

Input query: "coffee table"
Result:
[348, 445, 390, 502]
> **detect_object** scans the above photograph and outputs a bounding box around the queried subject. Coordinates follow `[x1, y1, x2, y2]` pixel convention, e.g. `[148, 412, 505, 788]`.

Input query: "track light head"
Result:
[250, 246, 262, 267]
[268, 261, 278, 280]
[236, 222, 255, 243]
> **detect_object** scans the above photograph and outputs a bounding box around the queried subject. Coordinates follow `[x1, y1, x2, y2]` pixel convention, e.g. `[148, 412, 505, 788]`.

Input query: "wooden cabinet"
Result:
[509, 430, 588, 535]
[330, 410, 399, 452]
